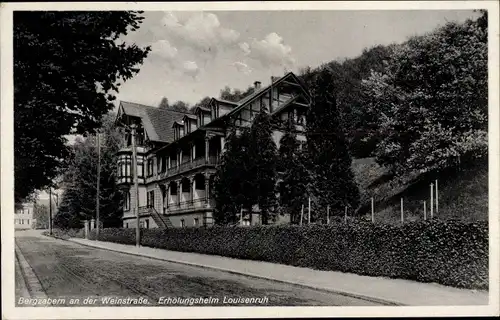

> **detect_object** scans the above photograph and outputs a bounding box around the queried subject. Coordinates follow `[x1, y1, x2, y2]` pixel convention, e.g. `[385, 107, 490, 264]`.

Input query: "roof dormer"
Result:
[183, 114, 197, 134]
[193, 106, 212, 127]
[172, 120, 184, 140]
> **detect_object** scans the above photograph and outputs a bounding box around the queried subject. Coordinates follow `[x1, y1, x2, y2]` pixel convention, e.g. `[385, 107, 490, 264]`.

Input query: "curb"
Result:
[15, 242, 51, 305]
[67, 238, 403, 306]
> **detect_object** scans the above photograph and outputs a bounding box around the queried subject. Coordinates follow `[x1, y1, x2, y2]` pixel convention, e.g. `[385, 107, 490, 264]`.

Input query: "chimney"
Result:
[254, 81, 261, 89]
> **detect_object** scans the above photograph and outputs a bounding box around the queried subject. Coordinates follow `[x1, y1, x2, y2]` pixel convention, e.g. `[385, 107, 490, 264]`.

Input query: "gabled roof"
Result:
[183, 114, 197, 121]
[213, 98, 238, 106]
[224, 72, 310, 118]
[117, 101, 190, 143]
[193, 106, 210, 113]
[172, 120, 184, 128]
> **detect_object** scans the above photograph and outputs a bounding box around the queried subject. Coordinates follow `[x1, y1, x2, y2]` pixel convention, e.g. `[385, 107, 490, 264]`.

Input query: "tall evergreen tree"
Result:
[278, 120, 310, 224]
[250, 106, 279, 224]
[213, 127, 243, 224]
[306, 69, 360, 218]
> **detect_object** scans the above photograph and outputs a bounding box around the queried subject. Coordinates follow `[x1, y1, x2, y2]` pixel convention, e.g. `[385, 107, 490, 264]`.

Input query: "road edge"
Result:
[15, 241, 51, 305]
[65, 237, 402, 306]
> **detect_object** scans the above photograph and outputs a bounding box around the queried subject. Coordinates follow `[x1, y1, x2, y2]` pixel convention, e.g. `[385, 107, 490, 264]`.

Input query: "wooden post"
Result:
[49, 188, 53, 235]
[96, 132, 101, 240]
[344, 206, 347, 223]
[326, 205, 330, 225]
[240, 208, 243, 225]
[400, 198, 404, 223]
[423, 200, 427, 221]
[435, 179, 439, 215]
[430, 183, 434, 219]
[308, 197, 311, 224]
[371, 197, 374, 223]
[300, 204, 304, 226]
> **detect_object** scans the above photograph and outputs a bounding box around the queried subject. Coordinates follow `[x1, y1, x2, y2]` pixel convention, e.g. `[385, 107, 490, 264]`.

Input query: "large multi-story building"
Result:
[115, 72, 311, 228]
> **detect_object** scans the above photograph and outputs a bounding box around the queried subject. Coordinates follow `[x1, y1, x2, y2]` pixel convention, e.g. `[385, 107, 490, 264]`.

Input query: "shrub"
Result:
[42, 228, 85, 240]
[92, 220, 488, 290]
[88, 227, 136, 244]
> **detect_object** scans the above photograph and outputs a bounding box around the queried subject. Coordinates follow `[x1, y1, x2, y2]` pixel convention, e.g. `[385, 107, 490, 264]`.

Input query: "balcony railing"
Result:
[167, 198, 208, 211]
[158, 156, 219, 180]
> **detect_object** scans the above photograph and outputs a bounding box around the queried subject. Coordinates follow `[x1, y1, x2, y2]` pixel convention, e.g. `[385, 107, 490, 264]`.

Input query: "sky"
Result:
[114, 10, 479, 108]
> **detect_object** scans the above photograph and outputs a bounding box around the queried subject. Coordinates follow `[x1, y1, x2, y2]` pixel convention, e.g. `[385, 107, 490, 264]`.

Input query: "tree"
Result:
[277, 121, 310, 224]
[33, 203, 49, 229]
[306, 69, 360, 218]
[193, 96, 212, 110]
[55, 113, 124, 229]
[298, 46, 393, 158]
[362, 13, 487, 176]
[213, 127, 243, 224]
[170, 101, 190, 113]
[250, 106, 279, 224]
[219, 86, 255, 102]
[14, 11, 150, 203]
[158, 97, 170, 109]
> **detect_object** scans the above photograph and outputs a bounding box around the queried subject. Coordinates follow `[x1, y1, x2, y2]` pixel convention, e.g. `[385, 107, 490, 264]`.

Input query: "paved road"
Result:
[15, 230, 380, 307]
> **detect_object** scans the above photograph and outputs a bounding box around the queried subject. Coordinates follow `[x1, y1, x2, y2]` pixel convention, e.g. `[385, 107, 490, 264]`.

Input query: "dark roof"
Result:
[184, 114, 197, 120]
[119, 101, 189, 143]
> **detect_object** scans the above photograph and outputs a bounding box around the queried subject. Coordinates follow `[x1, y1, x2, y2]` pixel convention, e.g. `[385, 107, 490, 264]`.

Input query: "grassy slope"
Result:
[352, 157, 488, 224]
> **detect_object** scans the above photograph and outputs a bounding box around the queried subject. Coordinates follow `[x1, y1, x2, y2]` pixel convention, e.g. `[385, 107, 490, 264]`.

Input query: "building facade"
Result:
[115, 72, 311, 228]
[15, 203, 35, 229]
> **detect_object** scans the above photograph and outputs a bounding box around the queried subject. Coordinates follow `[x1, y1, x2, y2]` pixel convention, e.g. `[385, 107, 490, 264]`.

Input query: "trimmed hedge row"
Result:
[42, 228, 85, 240]
[89, 220, 488, 290]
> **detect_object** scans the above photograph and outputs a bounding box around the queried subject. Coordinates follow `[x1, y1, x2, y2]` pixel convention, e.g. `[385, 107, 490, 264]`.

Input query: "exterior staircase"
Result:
[139, 206, 174, 229]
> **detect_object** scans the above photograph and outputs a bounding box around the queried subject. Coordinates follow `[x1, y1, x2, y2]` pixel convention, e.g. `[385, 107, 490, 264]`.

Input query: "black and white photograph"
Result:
[1, 1, 499, 319]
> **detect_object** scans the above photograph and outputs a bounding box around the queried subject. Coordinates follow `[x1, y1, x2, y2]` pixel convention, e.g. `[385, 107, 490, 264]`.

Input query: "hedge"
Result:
[42, 228, 85, 240]
[88, 220, 488, 290]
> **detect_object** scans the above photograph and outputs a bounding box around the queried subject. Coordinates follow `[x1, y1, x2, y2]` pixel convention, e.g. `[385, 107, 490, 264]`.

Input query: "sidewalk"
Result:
[68, 237, 489, 306]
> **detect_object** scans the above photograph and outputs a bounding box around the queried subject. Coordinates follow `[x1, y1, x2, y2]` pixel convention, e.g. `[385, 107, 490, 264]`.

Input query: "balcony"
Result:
[166, 198, 216, 213]
[157, 155, 219, 180]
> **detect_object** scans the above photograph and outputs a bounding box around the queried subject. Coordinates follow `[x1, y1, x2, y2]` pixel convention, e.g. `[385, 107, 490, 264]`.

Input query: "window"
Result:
[147, 190, 155, 208]
[27, 219, 30, 225]
[126, 223, 129, 228]
[194, 218, 199, 227]
[147, 159, 154, 177]
[180, 219, 185, 228]
[157, 156, 162, 173]
[145, 219, 150, 229]
[124, 192, 130, 211]
[21, 219, 24, 225]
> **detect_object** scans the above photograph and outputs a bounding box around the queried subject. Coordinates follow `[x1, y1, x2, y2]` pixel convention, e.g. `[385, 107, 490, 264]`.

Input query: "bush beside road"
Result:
[87, 220, 488, 290]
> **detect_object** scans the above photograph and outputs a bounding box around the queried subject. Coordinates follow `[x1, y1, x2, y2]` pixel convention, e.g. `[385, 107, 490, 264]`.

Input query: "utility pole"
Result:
[96, 132, 101, 240]
[131, 123, 141, 247]
[49, 188, 53, 235]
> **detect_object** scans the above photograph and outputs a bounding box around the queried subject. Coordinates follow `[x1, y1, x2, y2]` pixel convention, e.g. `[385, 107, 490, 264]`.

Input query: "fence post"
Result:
[300, 204, 304, 226]
[423, 200, 427, 221]
[326, 205, 330, 225]
[435, 179, 439, 215]
[371, 197, 374, 223]
[400, 198, 404, 223]
[308, 197, 311, 224]
[344, 206, 347, 223]
[430, 183, 434, 219]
